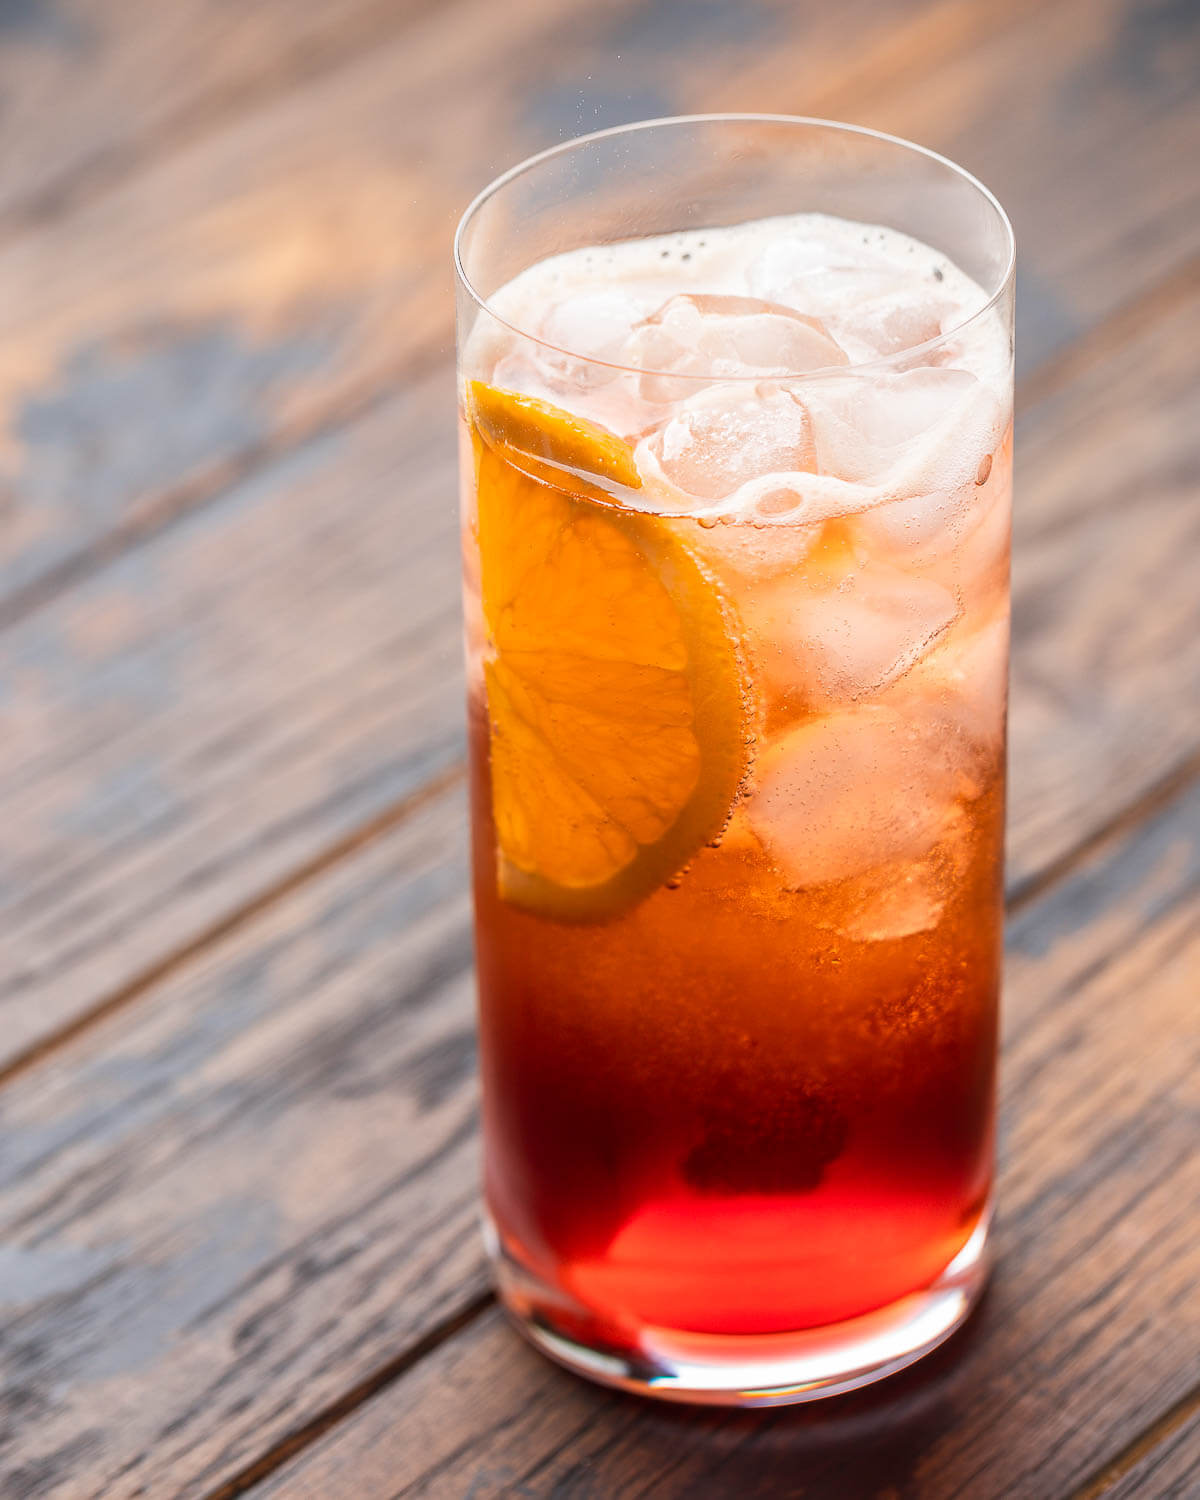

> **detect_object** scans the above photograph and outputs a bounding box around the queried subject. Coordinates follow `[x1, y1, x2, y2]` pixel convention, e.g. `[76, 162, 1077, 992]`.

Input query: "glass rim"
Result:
[453, 113, 1016, 385]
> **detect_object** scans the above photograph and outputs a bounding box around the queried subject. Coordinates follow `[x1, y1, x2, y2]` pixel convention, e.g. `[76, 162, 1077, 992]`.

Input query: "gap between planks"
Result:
[201, 1291, 496, 1500]
[1067, 1378, 1200, 1500]
[0, 340, 449, 635]
[0, 759, 466, 1093]
[1005, 742, 1200, 915]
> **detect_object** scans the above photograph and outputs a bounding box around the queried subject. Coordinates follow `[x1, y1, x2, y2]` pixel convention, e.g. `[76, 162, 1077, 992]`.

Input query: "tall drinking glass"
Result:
[455, 116, 1014, 1404]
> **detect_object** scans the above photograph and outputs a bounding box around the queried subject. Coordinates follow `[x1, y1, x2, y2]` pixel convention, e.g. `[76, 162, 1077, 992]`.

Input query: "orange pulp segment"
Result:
[467, 382, 747, 921]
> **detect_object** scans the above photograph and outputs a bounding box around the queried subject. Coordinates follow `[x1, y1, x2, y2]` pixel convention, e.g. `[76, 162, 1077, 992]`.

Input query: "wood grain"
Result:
[244, 777, 1200, 1500]
[1085, 1397, 1200, 1500]
[0, 0, 436, 229]
[0, 780, 487, 1500]
[1, 0, 1194, 622]
[3, 270, 1196, 1071]
[0, 365, 461, 1068]
[1005, 269, 1200, 888]
[2, 703, 1197, 1500]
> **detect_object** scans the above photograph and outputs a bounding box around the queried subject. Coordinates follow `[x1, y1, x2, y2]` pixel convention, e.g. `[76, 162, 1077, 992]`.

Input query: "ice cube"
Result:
[850, 417, 1011, 604]
[799, 367, 1004, 516]
[539, 289, 644, 369]
[829, 854, 946, 942]
[748, 234, 845, 290]
[746, 704, 964, 886]
[905, 609, 1010, 766]
[821, 805, 973, 942]
[487, 350, 567, 405]
[623, 293, 846, 400]
[747, 231, 975, 360]
[828, 286, 958, 361]
[641, 384, 818, 501]
[749, 561, 960, 714]
[839, 863, 946, 941]
[955, 498, 1010, 617]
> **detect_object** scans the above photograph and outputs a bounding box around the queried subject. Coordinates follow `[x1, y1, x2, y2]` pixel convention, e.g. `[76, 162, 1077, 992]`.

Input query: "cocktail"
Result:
[454, 117, 1014, 1403]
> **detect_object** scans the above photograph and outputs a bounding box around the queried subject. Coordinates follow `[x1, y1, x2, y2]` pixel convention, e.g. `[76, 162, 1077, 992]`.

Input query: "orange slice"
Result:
[468, 382, 747, 921]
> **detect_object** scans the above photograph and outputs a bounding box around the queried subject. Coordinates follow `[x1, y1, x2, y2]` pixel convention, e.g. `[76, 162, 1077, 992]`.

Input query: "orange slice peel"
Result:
[469, 380, 642, 501]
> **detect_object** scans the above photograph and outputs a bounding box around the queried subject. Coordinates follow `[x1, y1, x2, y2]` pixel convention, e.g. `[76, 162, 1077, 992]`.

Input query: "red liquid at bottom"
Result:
[471, 707, 1002, 1371]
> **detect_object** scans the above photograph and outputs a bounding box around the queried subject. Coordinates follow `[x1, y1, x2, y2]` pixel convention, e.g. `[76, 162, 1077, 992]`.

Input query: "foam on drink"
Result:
[465, 212, 1010, 538]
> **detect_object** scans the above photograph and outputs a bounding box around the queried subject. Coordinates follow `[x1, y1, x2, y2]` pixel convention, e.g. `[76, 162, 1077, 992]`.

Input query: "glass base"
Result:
[488, 1208, 990, 1407]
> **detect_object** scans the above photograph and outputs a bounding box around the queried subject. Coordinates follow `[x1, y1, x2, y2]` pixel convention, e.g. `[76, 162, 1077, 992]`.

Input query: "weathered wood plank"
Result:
[1004, 270, 1200, 889]
[244, 777, 1200, 1500]
[0, 0, 435, 228]
[2, 0, 1194, 618]
[1, 711, 1196, 1500]
[3, 269, 1196, 1070]
[0, 365, 462, 1066]
[0, 779, 486, 1500]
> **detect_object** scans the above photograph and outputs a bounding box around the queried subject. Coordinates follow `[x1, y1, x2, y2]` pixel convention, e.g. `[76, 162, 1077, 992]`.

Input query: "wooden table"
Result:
[1, 1, 1197, 1496]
